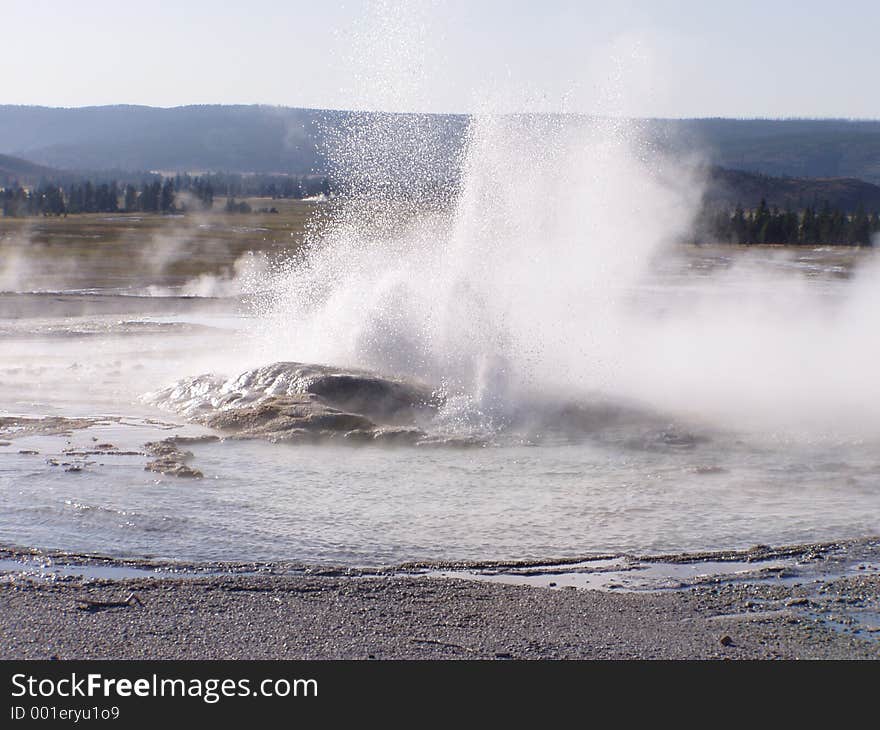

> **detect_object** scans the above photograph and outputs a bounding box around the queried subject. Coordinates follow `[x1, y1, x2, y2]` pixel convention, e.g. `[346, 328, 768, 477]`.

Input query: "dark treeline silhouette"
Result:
[174, 172, 333, 200]
[1, 179, 175, 216]
[697, 199, 880, 246]
[168, 172, 333, 207]
[0, 172, 333, 217]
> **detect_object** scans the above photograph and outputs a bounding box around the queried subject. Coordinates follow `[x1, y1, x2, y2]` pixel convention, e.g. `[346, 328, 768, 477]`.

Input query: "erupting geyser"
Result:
[247, 108, 699, 437]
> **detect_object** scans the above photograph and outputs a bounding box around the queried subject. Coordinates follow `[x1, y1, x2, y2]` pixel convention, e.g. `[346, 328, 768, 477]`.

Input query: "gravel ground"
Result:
[2, 573, 878, 660]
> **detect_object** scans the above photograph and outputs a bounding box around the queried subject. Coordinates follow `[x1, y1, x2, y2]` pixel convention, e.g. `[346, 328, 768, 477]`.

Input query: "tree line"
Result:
[697, 200, 880, 246]
[2, 178, 187, 217]
[1, 172, 333, 217]
[172, 172, 333, 200]
[7, 173, 878, 247]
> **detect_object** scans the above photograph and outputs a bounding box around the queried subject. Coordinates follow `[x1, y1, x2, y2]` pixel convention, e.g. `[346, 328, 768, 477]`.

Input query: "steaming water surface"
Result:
[1, 245, 878, 566]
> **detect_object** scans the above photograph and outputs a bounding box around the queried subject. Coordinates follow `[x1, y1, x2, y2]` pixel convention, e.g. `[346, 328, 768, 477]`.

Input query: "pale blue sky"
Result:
[3, 0, 878, 118]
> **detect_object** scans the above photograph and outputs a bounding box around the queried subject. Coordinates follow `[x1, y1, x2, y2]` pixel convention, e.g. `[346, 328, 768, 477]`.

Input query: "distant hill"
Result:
[0, 104, 467, 178]
[652, 118, 880, 184]
[0, 153, 59, 185]
[0, 105, 328, 174]
[2, 105, 880, 183]
[703, 166, 880, 212]
[3, 105, 880, 213]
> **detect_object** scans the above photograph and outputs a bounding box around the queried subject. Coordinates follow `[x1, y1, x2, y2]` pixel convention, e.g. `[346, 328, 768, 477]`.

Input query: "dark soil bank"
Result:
[2, 573, 878, 660]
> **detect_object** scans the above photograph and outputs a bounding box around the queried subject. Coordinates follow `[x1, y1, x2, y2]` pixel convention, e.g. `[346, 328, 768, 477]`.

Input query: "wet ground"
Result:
[2, 539, 878, 659]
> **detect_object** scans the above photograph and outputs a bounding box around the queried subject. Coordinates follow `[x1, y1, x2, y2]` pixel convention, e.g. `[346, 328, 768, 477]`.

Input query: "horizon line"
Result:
[1, 102, 879, 124]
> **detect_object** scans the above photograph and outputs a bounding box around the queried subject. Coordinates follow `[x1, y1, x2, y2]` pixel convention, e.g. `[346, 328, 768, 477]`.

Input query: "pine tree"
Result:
[800, 206, 816, 245]
[850, 205, 870, 246]
[124, 184, 138, 212]
[160, 179, 175, 213]
[731, 204, 747, 243]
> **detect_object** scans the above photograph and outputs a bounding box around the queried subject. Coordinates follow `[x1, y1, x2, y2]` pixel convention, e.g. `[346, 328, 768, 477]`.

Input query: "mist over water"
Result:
[615, 251, 880, 437]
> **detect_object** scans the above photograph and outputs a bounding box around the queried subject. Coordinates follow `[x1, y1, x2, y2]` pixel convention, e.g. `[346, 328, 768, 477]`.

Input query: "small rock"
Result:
[145, 460, 203, 479]
[719, 635, 733, 647]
